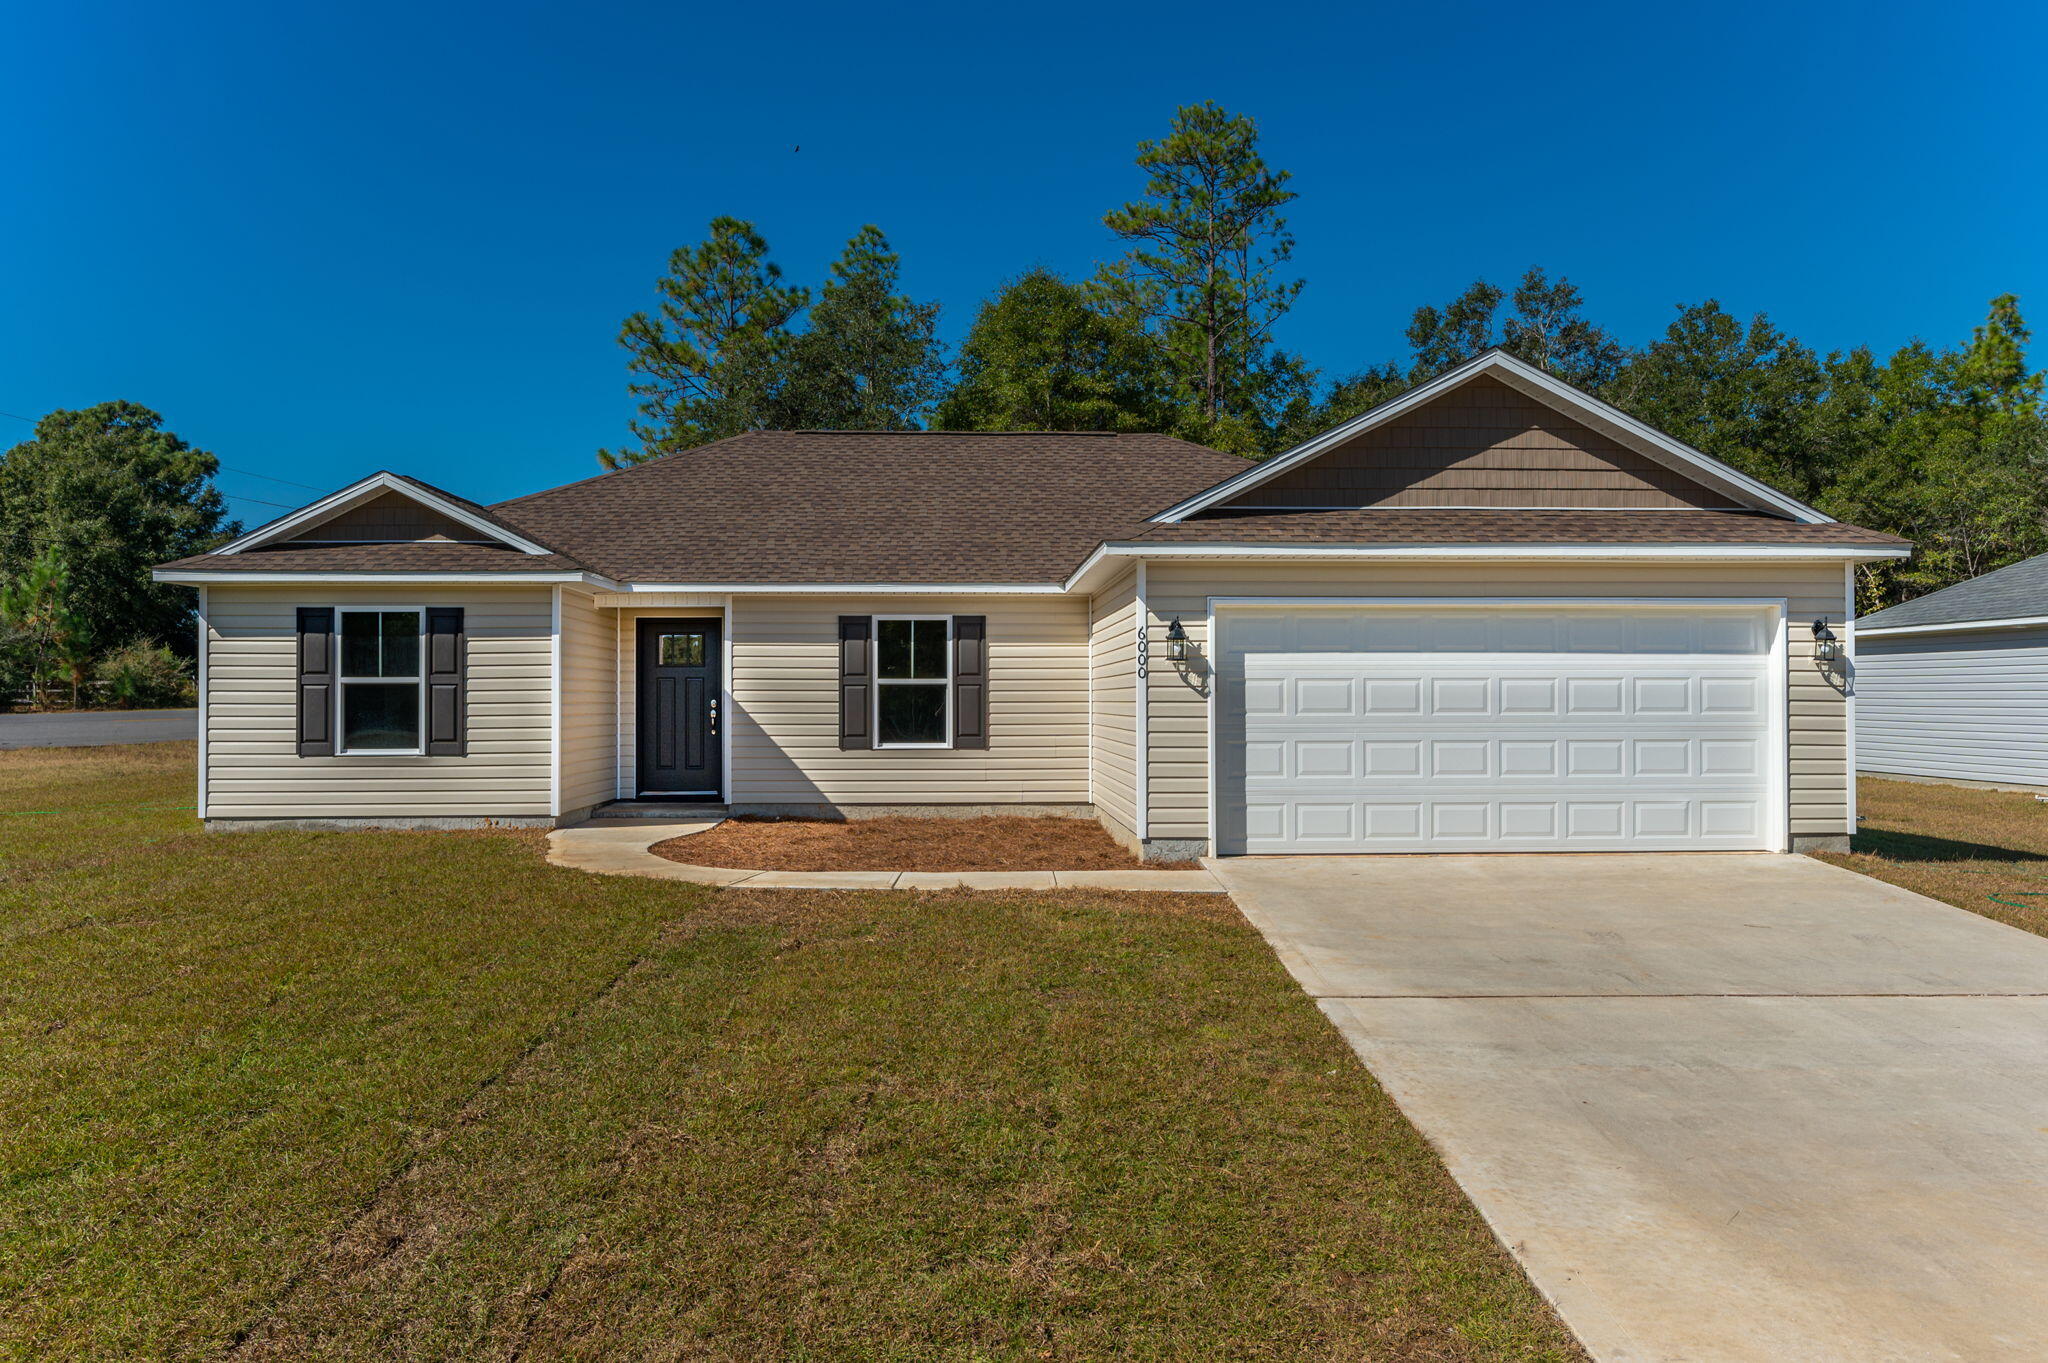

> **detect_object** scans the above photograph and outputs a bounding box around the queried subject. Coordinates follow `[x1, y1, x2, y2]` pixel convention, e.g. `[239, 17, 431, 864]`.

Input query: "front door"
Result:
[636, 619, 723, 799]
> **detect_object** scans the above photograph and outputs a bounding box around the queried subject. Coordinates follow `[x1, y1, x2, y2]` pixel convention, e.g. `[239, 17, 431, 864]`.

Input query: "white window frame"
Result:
[871, 614, 953, 750]
[335, 605, 427, 757]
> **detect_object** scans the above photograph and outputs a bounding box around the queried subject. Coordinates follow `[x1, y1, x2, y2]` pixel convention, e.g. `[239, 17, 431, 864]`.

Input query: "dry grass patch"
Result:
[1815, 776, 2048, 937]
[2, 743, 1580, 1361]
[655, 813, 1196, 871]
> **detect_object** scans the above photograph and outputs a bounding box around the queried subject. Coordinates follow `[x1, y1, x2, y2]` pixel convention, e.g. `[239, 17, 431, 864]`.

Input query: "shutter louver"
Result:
[425, 606, 467, 757]
[953, 615, 988, 749]
[296, 607, 335, 757]
[838, 615, 872, 750]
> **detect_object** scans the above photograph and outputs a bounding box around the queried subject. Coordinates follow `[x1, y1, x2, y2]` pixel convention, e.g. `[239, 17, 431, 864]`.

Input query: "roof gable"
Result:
[218, 471, 556, 557]
[1156, 351, 1831, 524]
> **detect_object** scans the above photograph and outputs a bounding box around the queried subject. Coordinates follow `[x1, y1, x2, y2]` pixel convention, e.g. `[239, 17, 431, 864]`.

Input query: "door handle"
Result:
[708, 696, 719, 736]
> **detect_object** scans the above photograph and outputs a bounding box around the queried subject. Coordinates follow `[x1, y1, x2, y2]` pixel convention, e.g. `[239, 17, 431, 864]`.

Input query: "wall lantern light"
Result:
[1811, 618, 1840, 665]
[1165, 616, 1190, 662]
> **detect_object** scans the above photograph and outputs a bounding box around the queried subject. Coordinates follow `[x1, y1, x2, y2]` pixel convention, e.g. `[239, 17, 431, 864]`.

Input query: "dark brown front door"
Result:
[636, 619, 722, 798]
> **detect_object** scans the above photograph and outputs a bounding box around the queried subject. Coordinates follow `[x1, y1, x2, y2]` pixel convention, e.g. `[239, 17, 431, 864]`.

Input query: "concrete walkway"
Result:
[545, 818, 1225, 892]
[0, 708, 197, 749]
[1211, 852, 2048, 1363]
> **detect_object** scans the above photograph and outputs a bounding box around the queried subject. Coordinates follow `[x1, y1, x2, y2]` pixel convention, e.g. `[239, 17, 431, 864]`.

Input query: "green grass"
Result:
[1816, 775, 2048, 940]
[0, 743, 1580, 1361]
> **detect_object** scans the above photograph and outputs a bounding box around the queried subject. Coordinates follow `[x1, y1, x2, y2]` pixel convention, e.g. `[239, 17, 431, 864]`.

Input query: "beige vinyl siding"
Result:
[712, 595, 1089, 806]
[1228, 374, 1741, 511]
[1140, 560, 1851, 845]
[202, 584, 555, 818]
[557, 587, 617, 814]
[1087, 566, 1140, 840]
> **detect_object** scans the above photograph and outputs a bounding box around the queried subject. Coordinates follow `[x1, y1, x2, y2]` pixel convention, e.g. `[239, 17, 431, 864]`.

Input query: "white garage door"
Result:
[1216, 604, 1781, 854]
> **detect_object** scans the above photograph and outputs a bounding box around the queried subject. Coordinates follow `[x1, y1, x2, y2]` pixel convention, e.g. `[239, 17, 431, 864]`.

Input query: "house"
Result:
[1854, 552, 2048, 790]
[153, 350, 1910, 858]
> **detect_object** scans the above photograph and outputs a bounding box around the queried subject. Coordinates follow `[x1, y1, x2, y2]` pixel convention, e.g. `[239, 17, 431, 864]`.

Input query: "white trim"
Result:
[1844, 561, 1857, 835]
[721, 603, 733, 805]
[1149, 350, 1832, 524]
[195, 587, 209, 820]
[1134, 562, 1149, 842]
[614, 608, 625, 804]
[870, 614, 954, 749]
[215, 472, 555, 556]
[1204, 596, 1793, 856]
[607, 580, 1061, 595]
[154, 570, 598, 585]
[549, 585, 562, 818]
[333, 605, 428, 757]
[1855, 613, 2048, 638]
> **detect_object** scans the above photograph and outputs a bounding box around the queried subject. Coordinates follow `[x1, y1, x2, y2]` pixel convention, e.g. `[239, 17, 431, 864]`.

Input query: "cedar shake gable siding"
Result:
[1221, 374, 1743, 512]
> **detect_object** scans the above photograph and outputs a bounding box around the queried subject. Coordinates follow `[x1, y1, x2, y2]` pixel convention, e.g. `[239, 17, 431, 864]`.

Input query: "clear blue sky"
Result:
[3, 0, 2040, 520]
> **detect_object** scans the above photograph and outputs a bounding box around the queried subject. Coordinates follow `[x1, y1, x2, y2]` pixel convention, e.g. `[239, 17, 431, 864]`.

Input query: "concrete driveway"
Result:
[1212, 853, 2048, 1363]
[0, 709, 197, 749]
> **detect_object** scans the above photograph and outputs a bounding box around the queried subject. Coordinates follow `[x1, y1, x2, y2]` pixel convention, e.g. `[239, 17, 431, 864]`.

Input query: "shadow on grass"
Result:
[1853, 827, 2048, 865]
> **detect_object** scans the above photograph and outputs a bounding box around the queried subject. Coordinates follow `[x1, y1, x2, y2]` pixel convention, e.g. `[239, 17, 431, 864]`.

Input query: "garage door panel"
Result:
[1218, 605, 1778, 854]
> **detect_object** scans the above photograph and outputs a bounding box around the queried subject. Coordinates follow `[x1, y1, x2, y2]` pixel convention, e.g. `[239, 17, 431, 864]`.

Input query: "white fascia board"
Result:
[152, 569, 603, 585]
[1855, 613, 2048, 638]
[215, 472, 555, 557]
[605, 581, 1064, 595]
[1063, 541, 1910, 591]
[1148, 350, 1832, 525]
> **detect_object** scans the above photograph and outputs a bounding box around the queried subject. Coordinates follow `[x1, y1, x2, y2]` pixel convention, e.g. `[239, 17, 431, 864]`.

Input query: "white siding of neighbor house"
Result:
[1856, 627, 2048, 788]
[201, 584, 555, 819]
[1138, 560, 1854, 845]
[1087, 565, 1140, 843]
[664, 595, 1092, 807]
[557, 586, 617, 815]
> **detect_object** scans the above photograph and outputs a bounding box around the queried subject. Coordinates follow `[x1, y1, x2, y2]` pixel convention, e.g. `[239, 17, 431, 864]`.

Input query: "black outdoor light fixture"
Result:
[1165, 616, 1190, 662]
[1811, 617, 1840, 665]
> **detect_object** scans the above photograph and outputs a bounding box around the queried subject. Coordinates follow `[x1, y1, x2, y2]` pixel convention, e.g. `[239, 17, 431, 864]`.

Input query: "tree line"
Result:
[607, 101, 2048, 609]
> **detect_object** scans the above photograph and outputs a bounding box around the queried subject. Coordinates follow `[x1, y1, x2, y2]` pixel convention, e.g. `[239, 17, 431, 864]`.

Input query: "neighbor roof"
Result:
[1858, 552, 2048, 632]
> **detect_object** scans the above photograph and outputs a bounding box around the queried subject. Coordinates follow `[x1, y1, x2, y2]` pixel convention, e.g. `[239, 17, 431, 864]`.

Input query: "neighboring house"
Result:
[1855, 552, 2048, 790]
[153, 350, 1909, 858]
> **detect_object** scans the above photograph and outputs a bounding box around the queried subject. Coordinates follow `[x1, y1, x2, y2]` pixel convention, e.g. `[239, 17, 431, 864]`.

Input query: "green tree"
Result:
[773, 226, 948, 431]
[600, 217, 809, 468]
[1095, 101, 1309, 453]
[0, 402, 232, 657]
[934, 269, 1163, 432]
[1404, 267, 1624, 388]
[0, 546, 90, 707]
[1273, 364, 1407, 449]
[1605, 301, 1833, 501]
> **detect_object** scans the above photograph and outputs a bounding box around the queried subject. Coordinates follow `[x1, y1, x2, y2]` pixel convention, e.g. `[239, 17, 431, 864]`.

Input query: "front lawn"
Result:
[0, 743, 1579, 1360]
[1816, 775, 2048, 940]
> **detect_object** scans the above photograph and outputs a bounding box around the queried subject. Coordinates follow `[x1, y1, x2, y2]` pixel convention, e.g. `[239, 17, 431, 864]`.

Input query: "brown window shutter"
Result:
[296, 607, 335, 757]
[425, 606, 467, 757]
[838, 615, 872, 750]
[953, 615, 987, 749]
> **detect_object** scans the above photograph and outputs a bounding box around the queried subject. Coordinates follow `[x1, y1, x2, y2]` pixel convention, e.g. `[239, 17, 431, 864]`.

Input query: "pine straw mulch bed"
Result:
[651, 815, 1196, 872]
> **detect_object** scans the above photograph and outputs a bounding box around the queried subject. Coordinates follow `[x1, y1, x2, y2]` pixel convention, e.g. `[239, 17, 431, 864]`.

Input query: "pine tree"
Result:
[1095, 102, 1308, 453]
[600, 217, 807, 468]
[1404, 268, 1623, 388]
[773, 226, 948, 431]
[935, 269, 1162, 432]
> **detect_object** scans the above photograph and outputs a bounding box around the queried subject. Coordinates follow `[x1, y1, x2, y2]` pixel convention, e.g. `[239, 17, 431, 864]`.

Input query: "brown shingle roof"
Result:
[1132, 508, 1909, 547]
[158, 542, 588, 573]
[488, 430, 1252, 583]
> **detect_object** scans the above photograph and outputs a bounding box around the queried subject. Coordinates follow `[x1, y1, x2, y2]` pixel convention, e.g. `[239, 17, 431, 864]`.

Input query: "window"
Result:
[874, 616, 950, 747]
[658, 632, 705, 666]
[338, 609, 422, 752]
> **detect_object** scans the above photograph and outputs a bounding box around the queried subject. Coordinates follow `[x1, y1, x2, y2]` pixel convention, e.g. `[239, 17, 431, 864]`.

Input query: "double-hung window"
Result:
[338, 608, 423, 753]
[874, 616, 951, 748]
